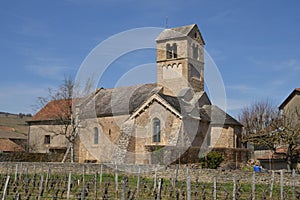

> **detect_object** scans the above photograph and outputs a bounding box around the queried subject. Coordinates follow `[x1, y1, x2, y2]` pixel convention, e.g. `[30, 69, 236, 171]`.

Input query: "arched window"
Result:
[166, 44, 172, 59]
[173, 43, 177, 58]
[166, 43, 178, 59]
[153, 118, 161, 142]
[192, 44, 199, 60]
[93, 127, 99, 144]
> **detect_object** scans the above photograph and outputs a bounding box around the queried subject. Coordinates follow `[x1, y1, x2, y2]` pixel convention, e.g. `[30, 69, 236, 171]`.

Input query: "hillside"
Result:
[0, 112, 32, 135]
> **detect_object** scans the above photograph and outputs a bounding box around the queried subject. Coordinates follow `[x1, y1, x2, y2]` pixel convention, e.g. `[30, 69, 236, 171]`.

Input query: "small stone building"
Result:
[279, 88, 300, 123]
[28, 24, 246, 165]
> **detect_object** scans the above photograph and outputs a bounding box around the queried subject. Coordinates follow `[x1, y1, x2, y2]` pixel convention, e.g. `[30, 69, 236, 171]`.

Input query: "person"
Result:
[253, 162, 261, 172]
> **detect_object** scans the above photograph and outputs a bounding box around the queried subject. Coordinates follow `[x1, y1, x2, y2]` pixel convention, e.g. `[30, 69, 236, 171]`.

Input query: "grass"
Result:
[0, 112, 31, 134]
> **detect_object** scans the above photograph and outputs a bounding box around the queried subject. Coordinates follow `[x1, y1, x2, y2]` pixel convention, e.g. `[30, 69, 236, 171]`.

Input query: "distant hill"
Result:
[0, 112, 32, 135]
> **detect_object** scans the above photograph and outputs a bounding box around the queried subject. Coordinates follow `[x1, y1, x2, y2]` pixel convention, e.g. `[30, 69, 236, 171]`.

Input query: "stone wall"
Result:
[0, 162, 298, 185]
[77, 115, 129, 163]
[134, 101, 182, 164]
[29, 124, 69, 153]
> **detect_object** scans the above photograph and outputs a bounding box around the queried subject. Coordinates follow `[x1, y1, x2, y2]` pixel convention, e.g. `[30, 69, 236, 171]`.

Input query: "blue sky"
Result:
[0, 0, 299, 118]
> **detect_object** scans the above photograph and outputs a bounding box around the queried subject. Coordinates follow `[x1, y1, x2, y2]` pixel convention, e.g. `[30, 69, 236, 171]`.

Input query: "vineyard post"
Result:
[233, 175, 236, 200]
[186, 176, 191, 200]
[121, 180, 125, 200]
[20, 163, 23, 179]
[2, 175, 10, 200]
[100, 164, 103, 186]
[82, 165, 85, 185]
[81, 187, 85, 200]
[154, 166, 157, 191]
[136, 166, 141, 196]
[45, 166, 50, 188]
[14, 164, 18, 182]
[115, 165, 119, 198]
[269, 170, 274, 198]
[252, 171, 256, 200]
[186, 166, 189, 177]
[5, 165, 7, 176]
[25, 165, 28, 180]
[213, 176, 217, 200]
[82, 165, 86, 200]
[292, 169, 296, 199]
[34, 164, 36, 177]
[157, 178, 162, 200]
[37, 174, 44, 200]
[174, 164, 178, 187]
[94, 171, 98, 200]
[67, 171, 71, 200]
[280, 170, 283, 200]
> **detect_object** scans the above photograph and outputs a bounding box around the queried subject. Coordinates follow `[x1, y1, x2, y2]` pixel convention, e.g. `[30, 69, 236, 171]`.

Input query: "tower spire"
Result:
[165, 16, 169, 28]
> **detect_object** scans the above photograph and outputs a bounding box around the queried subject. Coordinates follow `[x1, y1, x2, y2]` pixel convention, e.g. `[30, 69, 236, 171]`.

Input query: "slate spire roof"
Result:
[156, 24, 205, 44]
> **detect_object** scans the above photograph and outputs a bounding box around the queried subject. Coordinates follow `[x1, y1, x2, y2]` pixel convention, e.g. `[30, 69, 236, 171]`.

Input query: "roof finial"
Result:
[166, 16, 169, 28]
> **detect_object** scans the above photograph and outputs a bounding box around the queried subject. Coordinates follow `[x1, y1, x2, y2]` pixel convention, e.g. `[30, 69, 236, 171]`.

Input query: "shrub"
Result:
[200, 151, 224, 169]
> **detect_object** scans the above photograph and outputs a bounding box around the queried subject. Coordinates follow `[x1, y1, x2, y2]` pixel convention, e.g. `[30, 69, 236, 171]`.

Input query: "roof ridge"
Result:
[99, 83, 156, 91]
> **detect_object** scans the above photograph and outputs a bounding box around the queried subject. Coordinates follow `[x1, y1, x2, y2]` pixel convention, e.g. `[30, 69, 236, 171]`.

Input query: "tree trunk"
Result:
[70, 140, 74, 163]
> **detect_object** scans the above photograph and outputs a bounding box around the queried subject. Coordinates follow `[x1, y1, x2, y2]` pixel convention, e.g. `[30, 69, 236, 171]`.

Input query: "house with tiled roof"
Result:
[0, 128, 27, 152]
[27, 99, 72, 153]
[28, 24, 247, 165]
[256, 88, 300, 169]
[279, 88, 300, 121]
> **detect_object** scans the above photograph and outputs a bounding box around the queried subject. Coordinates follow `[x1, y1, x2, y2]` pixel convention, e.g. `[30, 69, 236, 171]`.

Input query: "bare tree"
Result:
[35, 76, 93, 163]
[239, 100, 300, 170]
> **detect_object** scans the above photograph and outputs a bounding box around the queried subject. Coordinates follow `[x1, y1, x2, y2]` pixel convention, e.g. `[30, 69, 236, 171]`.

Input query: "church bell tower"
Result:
[156, 24, 205, 96]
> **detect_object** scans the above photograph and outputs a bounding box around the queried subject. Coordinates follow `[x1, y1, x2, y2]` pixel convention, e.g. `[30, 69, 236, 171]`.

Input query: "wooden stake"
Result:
[115, 165, 118, 198]
[157, 178, 162, 200]
[233, 176, 236, 200]
[67, 171, 72, 200]
[270, 170, 274, 198]
[292, 169, 296, 200]
[2, 175, 10, 200]
[280, 170, 284, 200]
[37, 174, 44, 200]
[136, 166, 141, 196]
[94, 171, 98, 200]
[186, 176, 191, 200]
[153, 166, 157, 191]
[252, 171, 256, 200]
[100, 165, 103, 186]
[14, 164, 18, 182]
[213, 176, 217, 200]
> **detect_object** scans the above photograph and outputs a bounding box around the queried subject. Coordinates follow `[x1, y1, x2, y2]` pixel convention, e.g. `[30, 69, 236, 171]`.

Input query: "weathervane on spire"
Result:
[166, 16, 169, 28]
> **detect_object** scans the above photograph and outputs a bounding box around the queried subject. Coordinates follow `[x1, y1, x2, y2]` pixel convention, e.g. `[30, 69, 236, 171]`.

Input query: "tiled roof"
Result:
[0, 139, 24, 152]
[256, 146, 300, 160]
[0, 130, 27, 140]
[30, 99, 72, 121]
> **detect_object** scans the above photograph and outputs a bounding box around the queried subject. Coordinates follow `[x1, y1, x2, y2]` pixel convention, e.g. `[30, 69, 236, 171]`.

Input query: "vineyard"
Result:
[0, 163, 299, 199]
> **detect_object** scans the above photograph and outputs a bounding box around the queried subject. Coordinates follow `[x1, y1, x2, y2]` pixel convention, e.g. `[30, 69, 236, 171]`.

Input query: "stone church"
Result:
[28, 24, 246, 165]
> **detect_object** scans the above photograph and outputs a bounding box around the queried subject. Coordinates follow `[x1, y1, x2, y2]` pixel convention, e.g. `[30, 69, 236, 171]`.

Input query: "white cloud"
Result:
[226, 84, 256, 94]
[274, 59, 300, 71]
[26, 64, 73, 79]
[24, 54, 76, 79]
